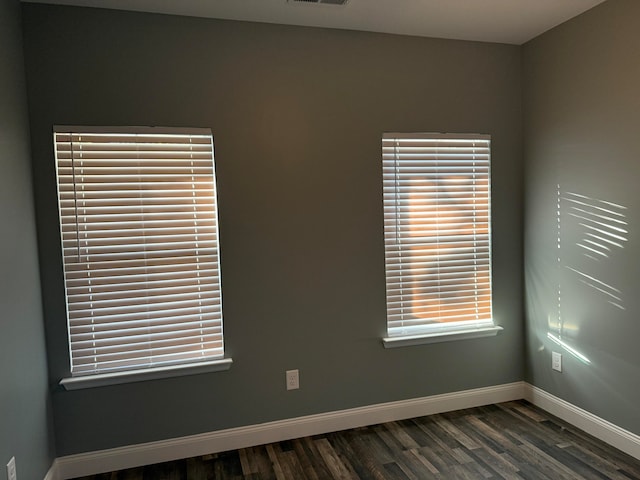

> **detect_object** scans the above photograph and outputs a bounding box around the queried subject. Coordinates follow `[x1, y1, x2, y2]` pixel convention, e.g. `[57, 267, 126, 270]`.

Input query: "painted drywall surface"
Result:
[524, 0, 640, 435]
[22, 4, 524, 455]
[0, 0, 55, 476]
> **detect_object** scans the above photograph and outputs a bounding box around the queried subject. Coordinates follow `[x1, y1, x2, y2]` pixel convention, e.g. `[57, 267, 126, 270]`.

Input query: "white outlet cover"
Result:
[286, 369, 299, 390]
[552, 351, 562, 372]
[7, 456, 17, 480]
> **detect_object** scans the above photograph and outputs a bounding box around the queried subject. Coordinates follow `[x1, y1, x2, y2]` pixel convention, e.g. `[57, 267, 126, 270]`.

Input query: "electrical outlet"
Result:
[6, 456, 17, 480]
[286, 369, 299, 390]
[552, 351, 562, 372]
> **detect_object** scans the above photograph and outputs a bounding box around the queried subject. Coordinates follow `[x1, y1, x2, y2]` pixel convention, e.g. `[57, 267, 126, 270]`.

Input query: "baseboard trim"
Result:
[43, 460, 59, 480]
[524, 384, 640, 460]
[54, 382, 524, 479]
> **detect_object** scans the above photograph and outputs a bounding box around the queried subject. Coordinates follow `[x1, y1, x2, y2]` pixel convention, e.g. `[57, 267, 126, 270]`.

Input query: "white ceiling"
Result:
[21, 0, 607, 45]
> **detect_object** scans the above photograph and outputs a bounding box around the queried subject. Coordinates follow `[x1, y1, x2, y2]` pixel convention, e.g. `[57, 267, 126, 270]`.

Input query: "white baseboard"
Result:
[524, 384, 640, 460]
[53, 382, 524, 480]
[43, 460, 59, 480]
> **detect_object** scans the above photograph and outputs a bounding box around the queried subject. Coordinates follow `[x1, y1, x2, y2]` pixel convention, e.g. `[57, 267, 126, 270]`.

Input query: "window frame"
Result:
[53, 126, 231, 389]
[381, 132, 502, 348]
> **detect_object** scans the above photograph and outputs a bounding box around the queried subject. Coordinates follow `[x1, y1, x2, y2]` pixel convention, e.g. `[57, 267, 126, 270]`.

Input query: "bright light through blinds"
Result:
[383, 133, 494, 338]
[54, 127, 224, 376]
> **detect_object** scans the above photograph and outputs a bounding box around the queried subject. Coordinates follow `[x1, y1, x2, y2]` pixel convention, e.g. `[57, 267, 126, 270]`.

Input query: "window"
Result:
[382, 133, 501, 347]
[54, 127, 230, 388]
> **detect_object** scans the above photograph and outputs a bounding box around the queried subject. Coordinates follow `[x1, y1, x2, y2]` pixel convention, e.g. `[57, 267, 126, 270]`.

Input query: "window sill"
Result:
[382, 326, 503, 349]
[59, 358, 233, 391]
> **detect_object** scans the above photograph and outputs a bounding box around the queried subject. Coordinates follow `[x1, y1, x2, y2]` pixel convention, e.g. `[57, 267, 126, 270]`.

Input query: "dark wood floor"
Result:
[75, 400, 640, 479]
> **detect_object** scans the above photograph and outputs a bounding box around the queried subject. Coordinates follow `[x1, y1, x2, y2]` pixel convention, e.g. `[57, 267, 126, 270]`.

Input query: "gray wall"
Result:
[523, 0, 640, 435]
[22, 4, 524, 455]
[0, 0, 54, 477]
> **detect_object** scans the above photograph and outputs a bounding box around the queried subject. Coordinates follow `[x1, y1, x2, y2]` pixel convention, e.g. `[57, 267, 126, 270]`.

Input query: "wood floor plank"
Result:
[278, 448, 308, 480]
[494, 405, 570, 447]
[300, 435, 335, 479]
[520, 431, 612, 480]
[254, 446, 278, 480]
[291, 438, 321, 480]
[386, 421, 421, 450]
[426, 414, 470, 450]
[398, 418, 439, 449]
[464, 414, 524, 453]
[349, 432, 396, 479]
[411, 418, 465, 467]
[402, 448, 440, 476]
[327, 430, 379, 480]
[434, 416, 481, 451]
[381, 462, 411, 480]
[417, 444, 455, 473]
[558, 425, 640, 477]
[444, 462, 487, 480]
[562, 443, 638, 480]
[265, 444, 288, 480]
[465, 448, 522, 480]
[510, 402, 548, 423]
[315, 437, 356, 480]
[514, 436, 584, 480]
[390, 457, 422, 480]
[186, 457, 209, 479]
[373, 424, 407, 454]
[238, 448, 253, 476]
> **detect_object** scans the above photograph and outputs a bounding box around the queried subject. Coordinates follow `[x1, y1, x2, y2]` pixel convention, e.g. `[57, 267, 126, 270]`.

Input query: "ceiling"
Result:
[21, 0, 607, 45]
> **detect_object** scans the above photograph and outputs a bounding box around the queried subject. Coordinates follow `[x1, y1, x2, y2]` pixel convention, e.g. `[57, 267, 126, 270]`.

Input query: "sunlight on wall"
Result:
[564, 191, 628, 263]
[549, 186, 628, 364]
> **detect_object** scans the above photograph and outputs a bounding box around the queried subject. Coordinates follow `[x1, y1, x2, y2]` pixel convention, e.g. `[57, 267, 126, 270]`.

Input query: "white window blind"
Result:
[54, 127, 224, 376]
[383, 133, 494, 339]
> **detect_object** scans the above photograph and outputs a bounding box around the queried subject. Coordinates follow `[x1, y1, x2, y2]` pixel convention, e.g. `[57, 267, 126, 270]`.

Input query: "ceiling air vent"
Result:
[288, 0, 350, 5]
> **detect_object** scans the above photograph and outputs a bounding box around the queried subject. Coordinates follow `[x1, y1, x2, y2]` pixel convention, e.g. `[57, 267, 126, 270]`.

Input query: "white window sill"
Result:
[59, 358, 233, 391]
[382, 326, 503, 348]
